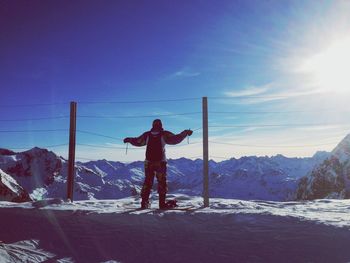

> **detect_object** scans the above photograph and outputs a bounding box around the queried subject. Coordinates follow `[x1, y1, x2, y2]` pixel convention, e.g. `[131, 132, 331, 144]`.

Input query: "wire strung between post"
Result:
[0, 129, 69, 133]
[76, 155, 203, 162]
[77, 130, 123, 141]
[78, 112, 202, 119]
[209, 109, 349, 114]
[208, 95, 296, 100]
[209, 140, 339, 148]
[0, 116, 70, 122]
[77, 130, 200, 146]
[77, 142, 199, 150]
[78, 97, 201, 104]
[168, 142, 201, 148]
[2, 143, 69, 150]
[209, 123, 350, 128]
[0, 102, 70, 107]
[76, 143, 141, 150]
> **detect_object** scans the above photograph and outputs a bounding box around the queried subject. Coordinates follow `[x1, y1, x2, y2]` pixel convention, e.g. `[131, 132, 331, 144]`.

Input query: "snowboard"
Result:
[158, 205, 195, 211]
[122, 203, 196, 211]
[122, 199, 196, 212]
[159, 199, 195, 210]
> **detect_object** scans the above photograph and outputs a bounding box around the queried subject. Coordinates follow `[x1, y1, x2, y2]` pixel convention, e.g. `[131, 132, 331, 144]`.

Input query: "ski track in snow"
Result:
[1, 195, 350, 263]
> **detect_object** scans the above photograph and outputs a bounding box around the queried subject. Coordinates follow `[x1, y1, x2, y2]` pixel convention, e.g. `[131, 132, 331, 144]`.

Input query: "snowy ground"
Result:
[1, 195, 350, 263]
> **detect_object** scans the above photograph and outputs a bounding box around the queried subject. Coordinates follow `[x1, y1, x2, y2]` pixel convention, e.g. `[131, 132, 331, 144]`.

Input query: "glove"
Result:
[123, 138, 131, 143]
[186, 129, 193, 136]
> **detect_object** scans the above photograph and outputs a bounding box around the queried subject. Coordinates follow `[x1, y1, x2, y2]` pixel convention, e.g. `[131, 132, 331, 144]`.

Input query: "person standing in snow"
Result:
[123, 119, 193, 209]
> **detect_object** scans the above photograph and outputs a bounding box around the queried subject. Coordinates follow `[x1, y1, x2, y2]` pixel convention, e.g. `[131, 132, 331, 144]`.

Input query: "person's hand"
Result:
[186, 129, 193, 136]
[123, 138, 131, 143]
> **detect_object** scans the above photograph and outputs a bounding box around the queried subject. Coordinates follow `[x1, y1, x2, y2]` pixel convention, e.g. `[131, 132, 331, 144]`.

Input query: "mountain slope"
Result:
[0, 147, 63, 194]
[0, 169, 31, 202]
[296, 134, 350, 200]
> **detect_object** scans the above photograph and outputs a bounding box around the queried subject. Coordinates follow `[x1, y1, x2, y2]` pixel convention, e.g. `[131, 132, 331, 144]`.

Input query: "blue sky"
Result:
[1, 0, 350, 161]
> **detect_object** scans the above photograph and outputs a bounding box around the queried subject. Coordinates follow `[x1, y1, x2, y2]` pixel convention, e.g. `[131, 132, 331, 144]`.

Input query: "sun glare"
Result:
[300, 38, 350, 93]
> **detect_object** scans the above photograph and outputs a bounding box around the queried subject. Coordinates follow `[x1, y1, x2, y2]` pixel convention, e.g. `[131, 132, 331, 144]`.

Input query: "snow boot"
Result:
[159, 194, 166, 209]
[141, 200, 150, 209]
[159, 196, 177, 210]
[165, 199, 177, 209]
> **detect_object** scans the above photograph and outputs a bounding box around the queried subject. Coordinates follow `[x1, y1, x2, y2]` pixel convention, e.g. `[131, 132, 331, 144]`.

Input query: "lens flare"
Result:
[299, 38, 350, 93]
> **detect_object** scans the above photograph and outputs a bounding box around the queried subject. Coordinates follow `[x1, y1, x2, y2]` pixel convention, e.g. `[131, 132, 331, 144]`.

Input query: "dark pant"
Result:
[141, 161, 167, 203]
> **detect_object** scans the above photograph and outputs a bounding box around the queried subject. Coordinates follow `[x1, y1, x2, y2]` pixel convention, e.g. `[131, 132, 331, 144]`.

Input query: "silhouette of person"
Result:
[123, 119, 193, 209]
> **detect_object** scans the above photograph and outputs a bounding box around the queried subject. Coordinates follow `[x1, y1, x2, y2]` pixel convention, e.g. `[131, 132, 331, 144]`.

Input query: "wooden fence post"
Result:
[67, 101, 77, 202]
[202, 97, 209, 207]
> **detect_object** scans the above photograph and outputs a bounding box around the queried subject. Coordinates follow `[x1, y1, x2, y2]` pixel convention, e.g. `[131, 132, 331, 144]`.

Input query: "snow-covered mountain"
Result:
[296, 134, 350, 200]
[206, 153, 329, 201]
[0, 147, 140, 201]
[0, 146, 330, 202]
[0, 169, 31, 202]
[0, 147, 63, 194]
[81, 154, 327, 201]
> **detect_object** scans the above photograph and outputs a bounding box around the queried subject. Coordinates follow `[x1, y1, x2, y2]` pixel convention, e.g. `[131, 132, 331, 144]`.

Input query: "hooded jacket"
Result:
[127, 128, 188, 162]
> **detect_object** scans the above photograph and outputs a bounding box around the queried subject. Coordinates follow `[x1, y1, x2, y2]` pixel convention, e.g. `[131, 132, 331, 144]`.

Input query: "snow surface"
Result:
[1, 194, 350, 262]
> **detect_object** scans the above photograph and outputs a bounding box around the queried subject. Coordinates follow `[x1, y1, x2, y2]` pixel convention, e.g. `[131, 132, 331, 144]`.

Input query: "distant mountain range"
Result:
[1, 134, 349, 202]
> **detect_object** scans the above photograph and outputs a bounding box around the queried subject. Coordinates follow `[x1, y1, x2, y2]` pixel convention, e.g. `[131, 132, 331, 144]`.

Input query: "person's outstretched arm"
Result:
[123, 132, 148, 147]
[164, 130, 193, 145]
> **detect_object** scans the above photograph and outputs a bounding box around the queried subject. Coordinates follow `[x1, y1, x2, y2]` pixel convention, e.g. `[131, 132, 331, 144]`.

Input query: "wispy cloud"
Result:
[244, 89, 325, 104]
[224, 84, 270, 97]
[223, 82, 326, 105]
[295, 124, 350, 132]
[166, 67, 201, 80]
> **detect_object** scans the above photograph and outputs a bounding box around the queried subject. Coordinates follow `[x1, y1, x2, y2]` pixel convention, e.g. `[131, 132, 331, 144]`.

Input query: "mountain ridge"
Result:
[0, 145, 334, 202]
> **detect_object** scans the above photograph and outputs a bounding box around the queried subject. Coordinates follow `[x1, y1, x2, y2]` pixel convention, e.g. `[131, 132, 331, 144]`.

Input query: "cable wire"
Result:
[77, 130, 201, 143]
[0, 102, 69, 107]
[77, 141, 200, 150]
[78, 97, 201, 104]
[0, 116, 70, 122]
[168, 142, 201, 148]
[77, 112, 201, 119]
[209, 109, 348, 114]
[209, 140, 338, 148]
[3, 143, 69, 150]
[77, 130, 123, 141]
[209, 123, 350, 128]
[77, 143, 143, 150]
[0, 129, 68, 133]
[208, 95, 298, 100]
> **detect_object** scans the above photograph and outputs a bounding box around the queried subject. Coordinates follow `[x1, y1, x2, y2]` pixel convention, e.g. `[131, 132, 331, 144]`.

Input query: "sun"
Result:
[299, 37, 350, 93]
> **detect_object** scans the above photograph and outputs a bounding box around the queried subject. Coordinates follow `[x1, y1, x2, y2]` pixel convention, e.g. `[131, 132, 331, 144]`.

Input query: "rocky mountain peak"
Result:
[331, 134, 350, 162]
